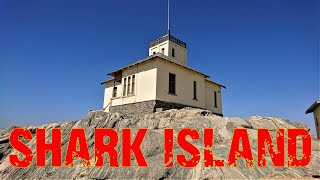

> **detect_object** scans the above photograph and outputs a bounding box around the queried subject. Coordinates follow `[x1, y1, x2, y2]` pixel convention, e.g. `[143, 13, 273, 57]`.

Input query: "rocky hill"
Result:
[0, 108, 319, 179]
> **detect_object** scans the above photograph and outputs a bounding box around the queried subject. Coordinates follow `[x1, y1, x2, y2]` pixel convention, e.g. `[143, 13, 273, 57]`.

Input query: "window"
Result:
[193, 81, 197, 100]
[153, 52, 156, 55]
[127, 76, 131, 95]
[214, 91, 218, 108]
[123, 78, 126, 96]
[172, 48, 175, 57]
[169, 73, 176, 94]
[113, 87, 117, 97]
[132, 75, 135, 94]
[161, 48, 165, 54]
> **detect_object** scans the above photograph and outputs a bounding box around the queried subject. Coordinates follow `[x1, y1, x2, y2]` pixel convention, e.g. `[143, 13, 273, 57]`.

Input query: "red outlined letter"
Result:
[288, 129, 311, 167]
[9, 128, 33, 168]
[164, 129, 174, 167]
[65, 129, 91, 167]
[95, 128, 119, 167]
[204, 128, 224, 167]
[228, 129, 253, 167]
[36, 128, 61, 167]
[176, 128, 200, 168]
[122, 129, 148, 167]
[258, 129, 284, 167]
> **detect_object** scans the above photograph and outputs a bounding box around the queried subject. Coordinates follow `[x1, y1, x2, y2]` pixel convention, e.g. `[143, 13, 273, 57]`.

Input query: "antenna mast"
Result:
[168, 0, 170, 35]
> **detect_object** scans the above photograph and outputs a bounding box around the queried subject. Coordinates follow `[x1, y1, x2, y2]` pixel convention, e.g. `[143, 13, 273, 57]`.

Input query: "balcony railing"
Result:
[149, 34, 187, 48]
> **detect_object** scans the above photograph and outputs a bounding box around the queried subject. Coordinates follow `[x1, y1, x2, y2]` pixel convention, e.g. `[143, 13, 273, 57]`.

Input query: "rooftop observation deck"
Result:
[150, 34, 187, 48]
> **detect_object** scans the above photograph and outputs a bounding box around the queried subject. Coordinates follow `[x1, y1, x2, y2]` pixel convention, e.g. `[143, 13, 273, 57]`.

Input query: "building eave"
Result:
[106, 53, 210, 78]
[205, 78, 226, 89]
[101, 78, 114, 85]
[106, 55, 156, 76]
[306, 100, 320, 114]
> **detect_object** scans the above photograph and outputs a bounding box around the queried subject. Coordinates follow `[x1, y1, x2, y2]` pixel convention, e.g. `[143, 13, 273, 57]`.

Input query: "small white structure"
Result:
[306, 100, 320, 139]
[102, 33, 226, 117]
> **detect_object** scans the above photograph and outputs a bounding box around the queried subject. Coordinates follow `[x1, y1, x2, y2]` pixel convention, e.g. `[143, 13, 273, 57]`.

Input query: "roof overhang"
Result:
[101, 78, 114, 85]
[205, 78, 226, 89]
[106, 53, 210, 78]
[306, 100, 320, 114]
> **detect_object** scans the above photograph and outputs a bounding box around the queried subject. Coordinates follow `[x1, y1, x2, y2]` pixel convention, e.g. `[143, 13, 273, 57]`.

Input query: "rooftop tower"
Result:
[148, 0, 187, 65]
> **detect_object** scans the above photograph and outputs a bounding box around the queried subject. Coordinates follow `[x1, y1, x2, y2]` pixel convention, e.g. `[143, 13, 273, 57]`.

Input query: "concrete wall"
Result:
[103, 81, 114, 112]
[104, 60, 157, 112]
[110, 100, 156, 119]
[204, 80, 223, 115]
[104, 57, 223, 116]
[155, 58, 206, 110]
[149, 41, 169, 56]
[314, 107, 320, 139]
[149, 40, 187, 65]
[168, 41, 187, 65]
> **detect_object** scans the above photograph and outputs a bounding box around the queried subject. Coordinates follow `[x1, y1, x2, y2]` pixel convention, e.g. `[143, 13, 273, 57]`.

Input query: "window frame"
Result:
[193, 81, 197, 100]
[168, 73, 176, 95]
[161, 48, 165, 54]
[123, 77, 127, 96]
[127, 76, 131, 95]
[214, 91, 218, 108]
[132, 75, 135, 94]
[113, 86, 117, 97]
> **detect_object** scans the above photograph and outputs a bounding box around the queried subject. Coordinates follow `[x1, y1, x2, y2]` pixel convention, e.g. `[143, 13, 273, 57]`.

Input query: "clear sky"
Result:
[0, 0, 319, 132]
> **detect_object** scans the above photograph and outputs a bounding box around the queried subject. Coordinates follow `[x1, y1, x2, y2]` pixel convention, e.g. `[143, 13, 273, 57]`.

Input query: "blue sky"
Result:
[0, 0, 319, 131]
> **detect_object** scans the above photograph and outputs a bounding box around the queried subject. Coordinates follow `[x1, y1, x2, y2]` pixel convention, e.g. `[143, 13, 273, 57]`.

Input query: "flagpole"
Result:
[168, 0, 170, 35]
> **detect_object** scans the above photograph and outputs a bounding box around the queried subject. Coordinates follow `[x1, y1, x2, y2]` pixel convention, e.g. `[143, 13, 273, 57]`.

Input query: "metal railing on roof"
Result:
[149, 34, 187, 48]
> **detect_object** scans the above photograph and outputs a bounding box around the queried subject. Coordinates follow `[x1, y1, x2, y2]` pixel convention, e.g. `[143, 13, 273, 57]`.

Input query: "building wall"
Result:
[168, 42, 187, 65]
[149, 40, 187, 65]
[149, 41, 169, 56]
[104, 58, 224, 116]
[103, 81, 114, 112]
[314, 107, 320, 139]
[109, 100, 215, 120]
[155, 58, 206, 110]
[104, 60, 157, 112]
[204, 80, 223, 115]
[110, 100, 156, 119]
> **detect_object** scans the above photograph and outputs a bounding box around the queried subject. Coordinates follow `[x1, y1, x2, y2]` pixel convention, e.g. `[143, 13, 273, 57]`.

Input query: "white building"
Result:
[306, 100, 320, 139]
[102, 33, 226, 117]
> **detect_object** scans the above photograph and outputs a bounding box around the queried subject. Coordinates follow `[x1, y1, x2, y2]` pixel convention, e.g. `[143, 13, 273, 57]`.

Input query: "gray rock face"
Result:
[0, 108, 319, 179]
